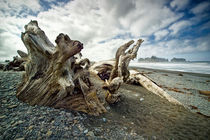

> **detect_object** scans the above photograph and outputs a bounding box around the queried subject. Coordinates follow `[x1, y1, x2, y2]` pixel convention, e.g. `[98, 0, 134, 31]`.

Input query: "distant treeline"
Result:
[138, 56, 186, 62]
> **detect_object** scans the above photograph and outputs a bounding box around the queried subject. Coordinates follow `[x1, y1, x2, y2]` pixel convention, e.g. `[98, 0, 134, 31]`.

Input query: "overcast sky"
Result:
[0, 0, 210, 61]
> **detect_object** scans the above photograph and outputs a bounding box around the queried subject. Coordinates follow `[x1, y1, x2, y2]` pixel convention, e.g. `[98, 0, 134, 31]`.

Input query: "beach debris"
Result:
[178, 73, 183, 76]
[190, 105, 198, 110]
[199, 90, 210, 96]
[3, 56, 25, 71]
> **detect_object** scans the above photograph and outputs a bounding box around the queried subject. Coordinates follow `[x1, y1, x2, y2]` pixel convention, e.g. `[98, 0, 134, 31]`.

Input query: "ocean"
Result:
[130, 61, 210, 74]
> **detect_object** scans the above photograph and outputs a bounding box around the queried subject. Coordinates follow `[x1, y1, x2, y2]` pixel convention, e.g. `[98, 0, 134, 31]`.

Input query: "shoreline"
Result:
[130, 66, 210, 77]
[130, 66, 210, 117]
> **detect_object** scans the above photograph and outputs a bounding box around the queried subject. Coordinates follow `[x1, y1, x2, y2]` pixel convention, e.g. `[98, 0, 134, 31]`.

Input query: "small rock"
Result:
[94, 128, 102, 136]
[123, 127, 127, 130]
[106, 106, 110, 110]
[28, 125, 33, 130]
[102, 118, 107, 123]
[46, 130, 52, 137]
[73, 120, 78, 124]
[84, 129, 88, 134]
[8, 105, 18, 108]
[0, 115, 6, 119]
[139, 98, 144, 101]
[2, 100, 7, 103]
[12, 120, 23, 127]
[87, 131, 95, 137]
[15, 138, 25, 140]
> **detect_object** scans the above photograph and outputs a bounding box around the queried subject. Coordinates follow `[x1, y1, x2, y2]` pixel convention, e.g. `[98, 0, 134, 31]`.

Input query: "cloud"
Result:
[0, 0, 41, 17]
[154, 29, 169, 41]
[119, 0, 182, 36]
[170, 0, 189, 10]
[0, 0, 209, 62]
[191, 1, 210, 15]
[169, 20, 191, 35]
[138, 34, 210, 59]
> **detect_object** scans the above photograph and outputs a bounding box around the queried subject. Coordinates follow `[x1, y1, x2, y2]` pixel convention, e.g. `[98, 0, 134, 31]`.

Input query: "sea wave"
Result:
[130, 62, 210, 74]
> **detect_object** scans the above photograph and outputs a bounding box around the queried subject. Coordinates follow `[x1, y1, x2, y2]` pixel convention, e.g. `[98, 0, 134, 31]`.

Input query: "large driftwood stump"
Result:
[17, 20, 106, 116]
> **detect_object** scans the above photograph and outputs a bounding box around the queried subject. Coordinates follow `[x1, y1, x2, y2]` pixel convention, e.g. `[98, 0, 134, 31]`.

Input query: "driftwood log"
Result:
[17, 20, 106, 116]
[129, 70, 181, 105]
[90, 64, 181, 105]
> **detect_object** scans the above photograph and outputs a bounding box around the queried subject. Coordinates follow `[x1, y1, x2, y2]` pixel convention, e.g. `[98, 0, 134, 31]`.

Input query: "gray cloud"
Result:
[0, 0, 209, 61]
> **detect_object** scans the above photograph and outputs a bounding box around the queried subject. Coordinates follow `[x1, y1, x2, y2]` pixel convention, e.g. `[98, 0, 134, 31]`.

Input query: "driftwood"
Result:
[16, 20, 179, 116]
[3, 55, 25, 71]
[17, 20, 106, 116]
[129, 70, 181, 105]
[90, 39, 144, 104]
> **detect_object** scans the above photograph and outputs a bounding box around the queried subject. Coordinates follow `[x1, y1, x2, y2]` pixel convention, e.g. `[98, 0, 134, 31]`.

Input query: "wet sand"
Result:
[131, 67, 210, 116]
[85, 73, 210, 139]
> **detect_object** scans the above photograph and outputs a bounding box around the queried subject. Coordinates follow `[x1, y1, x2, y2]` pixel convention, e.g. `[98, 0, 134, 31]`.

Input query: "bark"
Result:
[16, 20, 106, 116]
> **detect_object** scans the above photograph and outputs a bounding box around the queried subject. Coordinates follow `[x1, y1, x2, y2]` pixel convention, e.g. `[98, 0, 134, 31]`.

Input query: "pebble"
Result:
[140, 98, 144, 101]
[15, 138, 25, 140]
[87, 131, 95, 137]
[102, 118, 107, 122]
[46, 130, 52, 137]
[0, 115, 6, 119]
[84, 129, 88, 134]
[8, 104, 18, 108]
[106, 106, 111, 110]
[28, 126, 33, 130]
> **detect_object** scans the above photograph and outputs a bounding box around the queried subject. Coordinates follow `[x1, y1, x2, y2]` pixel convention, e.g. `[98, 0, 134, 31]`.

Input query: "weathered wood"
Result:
[3, 56, 25, 71]
[17, 20, 106, 116]
[90, 39, 144, 104]
[129, 70, 181, 105]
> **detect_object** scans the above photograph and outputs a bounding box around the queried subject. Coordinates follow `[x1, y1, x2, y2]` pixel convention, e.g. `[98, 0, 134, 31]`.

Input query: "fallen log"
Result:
[129, 70, 181, 105]
[90, 63, 181, 105]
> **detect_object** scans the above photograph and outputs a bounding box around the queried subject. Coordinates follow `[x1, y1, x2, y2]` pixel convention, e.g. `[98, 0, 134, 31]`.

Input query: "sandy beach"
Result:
[0, 70, 210, 139]
[131, 67, 210, 117]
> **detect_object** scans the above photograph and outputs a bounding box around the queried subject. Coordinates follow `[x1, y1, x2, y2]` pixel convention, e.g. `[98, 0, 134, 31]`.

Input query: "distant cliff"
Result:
[171, 58, 186, 62]
[138, 56, 187, 62]
[138, 56, 169, 62]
